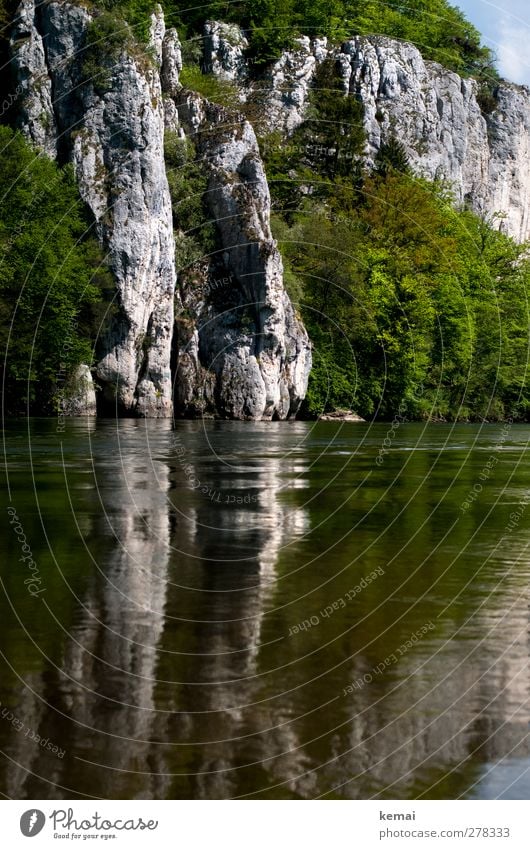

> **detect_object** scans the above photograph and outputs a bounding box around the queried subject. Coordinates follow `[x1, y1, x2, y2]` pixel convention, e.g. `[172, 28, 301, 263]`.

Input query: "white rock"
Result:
[174, 97, 311, 419]
[203, 21, 249, 83]
[340, 36, 530, 242]
[149, 5, 166, 66]
[11, 0, 176, 417]
[259, 36, 328, 134]
[204, 30, 530, 243]
[60, 364, 97, 417]
[161, 27, 182, 95]
[9, 0, 59, 156]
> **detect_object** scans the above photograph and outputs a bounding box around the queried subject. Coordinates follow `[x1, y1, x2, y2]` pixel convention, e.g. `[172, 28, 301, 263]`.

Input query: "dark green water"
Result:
[1, 418, 529, 799]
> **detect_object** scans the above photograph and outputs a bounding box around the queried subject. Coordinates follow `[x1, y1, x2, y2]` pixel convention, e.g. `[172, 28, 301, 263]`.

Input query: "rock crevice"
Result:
[167, 93, 311, 420]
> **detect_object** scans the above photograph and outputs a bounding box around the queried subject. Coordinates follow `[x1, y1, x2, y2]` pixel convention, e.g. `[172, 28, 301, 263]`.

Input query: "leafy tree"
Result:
[6, 0, 496, 85]
[93, 0, 158, 42]
[298, 59, 366, 179]
[0, 127, 110, 414]
[245, 0, 296, 65]
[273, 166, 530, 421]
[374, 136, 411, 177]
[161, 0, 498, 79]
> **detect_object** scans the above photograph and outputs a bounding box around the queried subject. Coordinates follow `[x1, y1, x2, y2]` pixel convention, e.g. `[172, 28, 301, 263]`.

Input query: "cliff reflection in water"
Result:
[0, 420, 529, 799]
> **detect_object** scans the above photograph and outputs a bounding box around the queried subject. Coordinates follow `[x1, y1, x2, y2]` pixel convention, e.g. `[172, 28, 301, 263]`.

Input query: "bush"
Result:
[81, 12, 134, 91]
[95, 0, 157, 43]
[178, 66, 240, 109]
[164, 133, 217, 271]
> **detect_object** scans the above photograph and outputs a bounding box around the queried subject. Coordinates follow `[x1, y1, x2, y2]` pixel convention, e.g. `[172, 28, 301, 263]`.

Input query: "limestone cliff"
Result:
[206, 27, 530, 243]
[11, 1, 176, 416]
[166, 92, 311, 419]
[9, 3, 310, 419]
[9, 6, 530, 420]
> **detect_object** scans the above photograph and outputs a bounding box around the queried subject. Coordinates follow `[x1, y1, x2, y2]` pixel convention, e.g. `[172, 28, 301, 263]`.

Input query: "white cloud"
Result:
[456, 0, 530, 85]
[497, 19, 530, 85]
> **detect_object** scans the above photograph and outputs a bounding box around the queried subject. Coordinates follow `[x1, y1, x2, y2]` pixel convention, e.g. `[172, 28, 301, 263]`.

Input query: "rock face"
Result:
[259, 35, 329, 134]
[161, 27, 182, 96]
[485, 84, 530, 242]
[10, 1, 176, 416]
[9, 0, 59, 157]
[59, 364, 97, 417]
[11, 5, 529, 419]
[202, 20, 249, 84]
[340, 36, 530, 242]
[167, 93, 312, 419]
[10, 4, 310, 419]
[206, 23, 530, 243]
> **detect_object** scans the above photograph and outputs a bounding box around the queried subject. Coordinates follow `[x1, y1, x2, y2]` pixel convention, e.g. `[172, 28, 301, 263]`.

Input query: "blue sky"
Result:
[455, 0, 530, 84]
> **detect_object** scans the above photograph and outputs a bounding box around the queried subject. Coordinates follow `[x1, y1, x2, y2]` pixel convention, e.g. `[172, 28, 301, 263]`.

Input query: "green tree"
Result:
[0, 127, 109, 414]
[274, 166, 530, 421]
[161, 0, 498, 78]
[374, 136, 411, 177]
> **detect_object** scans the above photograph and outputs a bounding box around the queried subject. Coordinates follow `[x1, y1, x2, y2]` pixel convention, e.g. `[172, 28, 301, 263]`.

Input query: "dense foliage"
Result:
[0, 0, 499, 110]
[263, 83, 530, 420]
[0, 127, 110, 415]
[163, 0, 497, 81]
[92, 0, 157, 42]
[151, 3, 519, 422]
[78, 0, 498, 83]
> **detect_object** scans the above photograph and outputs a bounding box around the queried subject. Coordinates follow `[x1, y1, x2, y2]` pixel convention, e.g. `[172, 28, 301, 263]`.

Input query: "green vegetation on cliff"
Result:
[76, 0, 497, 83]
[0, 128, 110, 415]
[262, 74, 530, 421]
[164, 132, 218, 272]
[164, 0, 496, 81]
[2, 0, 523, 422]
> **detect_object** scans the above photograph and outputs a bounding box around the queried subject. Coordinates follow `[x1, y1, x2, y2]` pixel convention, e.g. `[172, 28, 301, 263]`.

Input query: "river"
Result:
[1, 418, 529, 799]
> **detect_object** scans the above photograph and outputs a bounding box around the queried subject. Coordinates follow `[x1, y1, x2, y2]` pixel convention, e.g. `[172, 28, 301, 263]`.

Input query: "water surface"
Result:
[1, 419, 529, 799]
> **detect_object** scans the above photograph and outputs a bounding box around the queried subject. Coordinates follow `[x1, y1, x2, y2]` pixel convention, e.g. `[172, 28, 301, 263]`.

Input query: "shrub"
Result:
[164, 133, 217, 271]
[179, 66, 240, 109]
